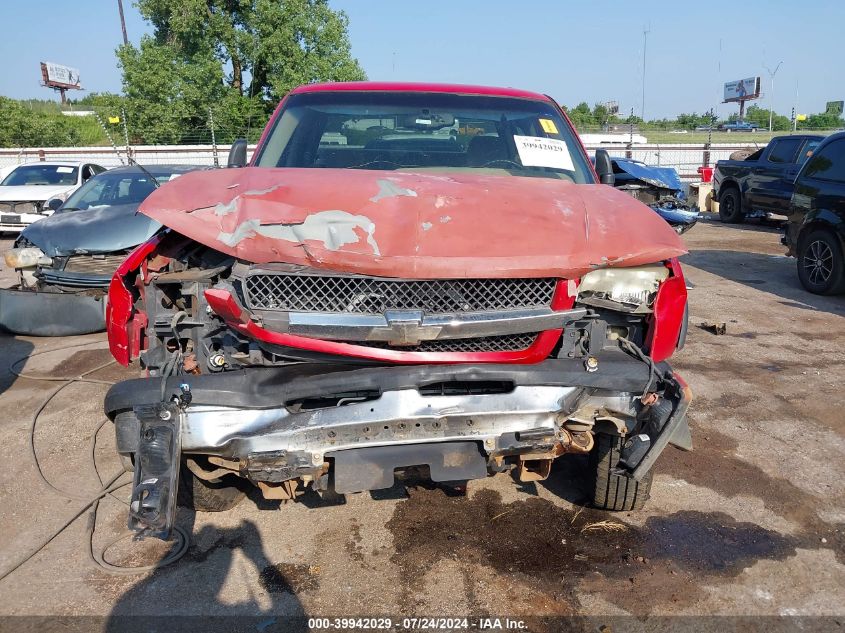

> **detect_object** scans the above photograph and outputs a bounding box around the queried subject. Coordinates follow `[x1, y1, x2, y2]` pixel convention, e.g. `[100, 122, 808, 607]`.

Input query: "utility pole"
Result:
[641, 26, 650, 121]
[793, 79, 799, 131]
[117, 0, 129, 46]
[763, 60, 782, 132]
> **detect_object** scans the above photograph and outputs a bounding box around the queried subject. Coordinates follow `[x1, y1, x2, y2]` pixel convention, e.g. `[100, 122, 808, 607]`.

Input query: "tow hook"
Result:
[127, 384, 191, 539]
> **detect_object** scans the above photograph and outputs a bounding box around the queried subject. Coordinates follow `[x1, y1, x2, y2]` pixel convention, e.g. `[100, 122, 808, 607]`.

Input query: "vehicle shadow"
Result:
[105, 510, 309, 633]
[536, 454, 593, 506]
[0, 333, 34, 396]
[682, 248, 845, 317]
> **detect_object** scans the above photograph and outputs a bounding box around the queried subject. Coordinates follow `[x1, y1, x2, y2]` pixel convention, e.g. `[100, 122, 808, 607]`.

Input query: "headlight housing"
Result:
[576, 264, 669, 314]
[15, 202, 40, 214]
[4, 247, 51, 269]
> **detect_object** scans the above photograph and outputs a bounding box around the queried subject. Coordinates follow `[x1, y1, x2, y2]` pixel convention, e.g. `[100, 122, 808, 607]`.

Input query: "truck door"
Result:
[796, 137, 845, 225]
[748, 137, 803, 214]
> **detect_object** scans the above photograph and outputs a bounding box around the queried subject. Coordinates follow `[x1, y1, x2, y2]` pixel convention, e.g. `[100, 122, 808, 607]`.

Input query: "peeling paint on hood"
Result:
[138, 168, 687, 279]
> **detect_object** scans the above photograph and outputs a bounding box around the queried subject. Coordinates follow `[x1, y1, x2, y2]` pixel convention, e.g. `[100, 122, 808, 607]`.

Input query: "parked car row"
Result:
[1, 164, 203, 335]
[714, 132, 845, 295]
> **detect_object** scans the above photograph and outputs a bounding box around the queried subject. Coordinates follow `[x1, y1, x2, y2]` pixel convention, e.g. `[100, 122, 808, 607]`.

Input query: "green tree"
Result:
[0, 97, 105, 147]
[675, 112, 712, 129]
[800, 111, 845, 130]
[566, 102, 595, 128]
[743, 105, 791, 131]
[117, 0, 366, 143]
[118, 37, 228, 143]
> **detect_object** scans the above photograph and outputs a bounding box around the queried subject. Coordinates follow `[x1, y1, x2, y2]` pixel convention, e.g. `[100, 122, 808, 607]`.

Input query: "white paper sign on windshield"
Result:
[513, 135, 575, 171]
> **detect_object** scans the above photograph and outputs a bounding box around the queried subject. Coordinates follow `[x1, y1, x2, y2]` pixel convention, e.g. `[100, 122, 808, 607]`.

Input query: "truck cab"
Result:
[713, 134, 825, 223]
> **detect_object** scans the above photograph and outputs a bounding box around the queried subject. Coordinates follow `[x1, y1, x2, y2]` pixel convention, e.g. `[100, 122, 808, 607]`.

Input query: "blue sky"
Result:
[1, 0, 842, 119]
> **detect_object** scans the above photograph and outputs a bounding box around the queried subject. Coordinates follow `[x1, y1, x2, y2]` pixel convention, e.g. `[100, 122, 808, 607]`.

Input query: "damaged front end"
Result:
[104, 221, 691, 540]
[107, 356, 691, 538]
[0, 241, 125, 336]
[102, 86, 693, 540]
[612, 158, 700, 234]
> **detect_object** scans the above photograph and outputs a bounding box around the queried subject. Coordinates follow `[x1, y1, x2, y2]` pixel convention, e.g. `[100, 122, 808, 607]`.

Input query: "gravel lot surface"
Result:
[0, 216, 843, 629]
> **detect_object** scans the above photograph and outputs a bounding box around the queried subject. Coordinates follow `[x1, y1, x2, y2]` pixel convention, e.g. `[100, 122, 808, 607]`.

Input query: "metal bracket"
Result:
[128, 402, 182, 539]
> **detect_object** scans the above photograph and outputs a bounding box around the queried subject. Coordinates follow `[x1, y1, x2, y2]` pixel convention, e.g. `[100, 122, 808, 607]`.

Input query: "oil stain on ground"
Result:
[659, 425, 829, 530]
[643, 511, 796, 573]
[385, 486, 804, 615]
[260, 563, 320, 594]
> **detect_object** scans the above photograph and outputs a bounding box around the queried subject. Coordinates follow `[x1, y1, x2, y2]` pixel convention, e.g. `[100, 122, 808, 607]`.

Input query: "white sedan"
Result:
[0, 161, 106, 233]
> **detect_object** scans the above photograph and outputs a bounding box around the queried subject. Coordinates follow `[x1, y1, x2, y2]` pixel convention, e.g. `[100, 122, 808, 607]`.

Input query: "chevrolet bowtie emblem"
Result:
[380, 310, 442, 346]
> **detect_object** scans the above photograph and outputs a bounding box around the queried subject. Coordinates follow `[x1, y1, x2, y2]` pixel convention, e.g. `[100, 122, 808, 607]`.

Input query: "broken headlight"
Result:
[15, 202, 39, 214]
[3, 247, 52, 269]
[576, 264, 669, 314]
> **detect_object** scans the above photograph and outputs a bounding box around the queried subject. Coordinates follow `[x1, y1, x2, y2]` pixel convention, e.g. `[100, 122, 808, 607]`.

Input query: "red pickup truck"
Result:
[103, 82, 692, 539]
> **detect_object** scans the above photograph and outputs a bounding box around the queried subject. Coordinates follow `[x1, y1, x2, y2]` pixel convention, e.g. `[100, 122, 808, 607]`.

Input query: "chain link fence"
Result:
[0, 141, 766, 181]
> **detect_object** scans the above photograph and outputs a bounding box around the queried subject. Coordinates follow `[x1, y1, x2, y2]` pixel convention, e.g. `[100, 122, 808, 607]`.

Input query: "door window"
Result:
[802, 138, 845, 183]
[767, 138, 802, 163]
[797, 139, 822, 164]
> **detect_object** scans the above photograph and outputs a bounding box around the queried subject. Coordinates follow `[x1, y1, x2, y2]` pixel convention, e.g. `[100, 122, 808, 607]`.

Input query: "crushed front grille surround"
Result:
[244, 274, 558, 314]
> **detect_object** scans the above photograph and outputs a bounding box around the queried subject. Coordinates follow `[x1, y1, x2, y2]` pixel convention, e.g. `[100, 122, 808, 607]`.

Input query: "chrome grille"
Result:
[244, 275, 557, 314]
[63, 253, 128, 274]
[361, 332, 540, 353]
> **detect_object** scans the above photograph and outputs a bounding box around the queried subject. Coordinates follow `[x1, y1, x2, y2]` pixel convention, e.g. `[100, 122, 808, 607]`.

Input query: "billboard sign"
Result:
[826, 100, 844, 116]
[602, 101, 620, 116]
[723, 77, 760, 102]
[40, 62, 81, 89]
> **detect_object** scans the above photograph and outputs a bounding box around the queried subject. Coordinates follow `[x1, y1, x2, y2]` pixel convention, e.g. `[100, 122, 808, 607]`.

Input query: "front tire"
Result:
[797, 229, 845, 295]
[177, 465, 247, 512]
[718, 187, 744, 223]
[589, 434, 653, 511]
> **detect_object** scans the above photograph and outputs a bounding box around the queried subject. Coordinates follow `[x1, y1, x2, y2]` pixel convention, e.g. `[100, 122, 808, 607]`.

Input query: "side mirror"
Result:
[46, 198, 63, 212]
[227, 138, 248, 168]
[594, 149, 615, 186]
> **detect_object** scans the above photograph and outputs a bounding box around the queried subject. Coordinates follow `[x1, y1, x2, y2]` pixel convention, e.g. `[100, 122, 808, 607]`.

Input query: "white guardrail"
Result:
[0, 142, 763, 181]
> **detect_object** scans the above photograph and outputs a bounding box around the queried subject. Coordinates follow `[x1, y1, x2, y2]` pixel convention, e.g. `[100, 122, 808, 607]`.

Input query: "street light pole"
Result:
[763, 61, 783, 132]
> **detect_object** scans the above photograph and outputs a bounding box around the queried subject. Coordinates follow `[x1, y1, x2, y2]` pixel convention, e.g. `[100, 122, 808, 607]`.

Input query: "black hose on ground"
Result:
[0, 339, 189, 582]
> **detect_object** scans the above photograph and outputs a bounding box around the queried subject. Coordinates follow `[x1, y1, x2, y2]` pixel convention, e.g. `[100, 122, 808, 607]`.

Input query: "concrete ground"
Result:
[0, 217, 843, 629]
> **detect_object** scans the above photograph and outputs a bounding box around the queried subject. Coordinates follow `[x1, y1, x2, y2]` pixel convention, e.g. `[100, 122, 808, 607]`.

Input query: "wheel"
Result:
[177, 464, 247, 512]
[589, 433, 653, 511]
[797, 229, 845, 295]
[718, 187, 744, 223]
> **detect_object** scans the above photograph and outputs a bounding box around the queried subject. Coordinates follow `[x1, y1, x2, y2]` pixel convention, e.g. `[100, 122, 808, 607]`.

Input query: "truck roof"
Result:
[289, 81, 553, 102]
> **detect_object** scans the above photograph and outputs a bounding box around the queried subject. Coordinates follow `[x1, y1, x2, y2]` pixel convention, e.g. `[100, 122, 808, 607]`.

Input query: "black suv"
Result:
[784, 131, 845, 294]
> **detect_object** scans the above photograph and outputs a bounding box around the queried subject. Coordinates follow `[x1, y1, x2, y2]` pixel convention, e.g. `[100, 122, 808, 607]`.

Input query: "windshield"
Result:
[1, 165, 78, 186]
[255, 91, 593, 183]
[60, 169, 185, 212]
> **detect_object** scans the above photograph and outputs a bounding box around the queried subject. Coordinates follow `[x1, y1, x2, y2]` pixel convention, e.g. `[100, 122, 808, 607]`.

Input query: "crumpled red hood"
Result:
[139, 167, 686, 279]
